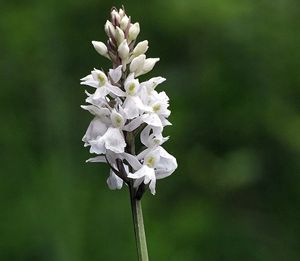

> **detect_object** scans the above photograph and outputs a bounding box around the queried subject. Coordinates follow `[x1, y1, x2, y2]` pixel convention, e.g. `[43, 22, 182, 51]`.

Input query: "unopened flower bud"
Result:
[120, 15, 130, 31]
[133, 40, 149, 56]
[119, 8, 125, 18]
[105, 20, 115, 38]
[111, 9, 121, 24]
[118, 39, 130, 60]
[92, 41, 109, 58]
[139, 58, 160, 76]
[128, 22, 140, 41]
[130, 54, 145, 74]
[115, 26, 125, 45]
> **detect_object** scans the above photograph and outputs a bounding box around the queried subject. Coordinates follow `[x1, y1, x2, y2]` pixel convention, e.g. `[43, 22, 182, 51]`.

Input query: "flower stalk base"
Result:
[130, 186, 149, 261]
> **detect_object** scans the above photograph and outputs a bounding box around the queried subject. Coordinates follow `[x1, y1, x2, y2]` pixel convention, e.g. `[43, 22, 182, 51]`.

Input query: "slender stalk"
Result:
[129, 186, 149, 261]
[126, 131, 149, 260]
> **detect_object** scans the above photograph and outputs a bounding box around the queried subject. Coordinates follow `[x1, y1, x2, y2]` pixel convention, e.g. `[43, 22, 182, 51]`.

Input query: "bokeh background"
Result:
[1, 0, 299, 260]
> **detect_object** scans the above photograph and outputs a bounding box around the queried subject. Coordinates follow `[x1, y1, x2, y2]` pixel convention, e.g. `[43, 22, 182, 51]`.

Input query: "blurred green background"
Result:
[1, 0, 299, 260]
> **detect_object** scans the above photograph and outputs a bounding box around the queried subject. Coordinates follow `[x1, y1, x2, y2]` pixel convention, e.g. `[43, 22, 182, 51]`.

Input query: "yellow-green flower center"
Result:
[98, 74, 106, 86]
[152, 104, 161, 113]
[128, 83, 136, 94]
[146, 156, 155, 168]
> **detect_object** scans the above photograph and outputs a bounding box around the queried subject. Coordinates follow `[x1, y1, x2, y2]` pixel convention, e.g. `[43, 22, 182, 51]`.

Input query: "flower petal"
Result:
[142, 113, 162, 127]
[103, 127, 126, 153]
[82, 117, 108, 146]
[155, 147, 178, 179]
[86, 156, 106, 163]
[123, 116, 143, 131]
[107, 170, 123, 190]
[122, 153, 142, 170]
[109, 65, 123, 83]
[106, 83, 126, 97]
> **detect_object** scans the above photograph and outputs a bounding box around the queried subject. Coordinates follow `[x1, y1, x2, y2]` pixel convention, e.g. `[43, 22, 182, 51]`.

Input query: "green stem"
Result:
[130, 186, 149, 261]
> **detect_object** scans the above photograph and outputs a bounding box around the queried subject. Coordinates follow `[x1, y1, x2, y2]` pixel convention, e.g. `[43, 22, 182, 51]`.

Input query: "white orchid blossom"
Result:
[81, 6, 177, 197]
[128, 146, 177, 195]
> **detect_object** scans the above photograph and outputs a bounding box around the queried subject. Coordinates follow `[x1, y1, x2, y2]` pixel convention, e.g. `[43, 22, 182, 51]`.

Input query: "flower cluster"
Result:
[81, 7, 177, 196]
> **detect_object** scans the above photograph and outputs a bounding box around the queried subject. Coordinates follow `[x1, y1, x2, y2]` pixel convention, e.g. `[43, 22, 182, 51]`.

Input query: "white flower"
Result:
[127, 146, 177, 194]
[123, 89, 171, 131]
[81, 69, 125, 99]
[90, 126, 126, 154]
[125, 78, 140, 96]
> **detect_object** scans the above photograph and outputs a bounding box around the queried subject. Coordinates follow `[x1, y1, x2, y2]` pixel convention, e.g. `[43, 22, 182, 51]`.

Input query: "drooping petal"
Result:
[107, 170, 123, 190]
[155, 147, 178, 179]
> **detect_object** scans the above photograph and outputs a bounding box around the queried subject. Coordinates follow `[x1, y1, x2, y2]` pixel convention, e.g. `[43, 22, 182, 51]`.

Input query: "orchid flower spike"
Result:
[81, 6, 177, 197]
